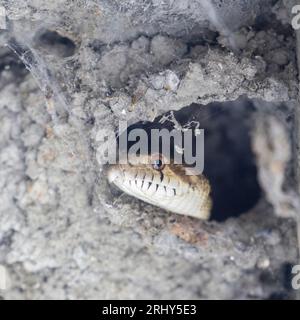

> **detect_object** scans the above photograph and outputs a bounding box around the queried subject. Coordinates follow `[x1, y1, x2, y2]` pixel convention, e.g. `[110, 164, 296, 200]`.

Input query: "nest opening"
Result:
[172, 98, 262, 222]
[34, 29, 76, 58]
[117, 97, 264, 222]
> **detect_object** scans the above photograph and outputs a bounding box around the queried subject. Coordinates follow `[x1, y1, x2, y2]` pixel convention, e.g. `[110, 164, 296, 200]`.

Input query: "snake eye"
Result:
[152, 158, 165, 171]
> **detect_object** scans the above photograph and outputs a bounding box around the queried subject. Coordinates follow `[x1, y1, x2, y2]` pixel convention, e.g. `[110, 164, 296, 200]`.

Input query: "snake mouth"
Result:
[107, 163, 212, 220]
[108, 165, 178, 197]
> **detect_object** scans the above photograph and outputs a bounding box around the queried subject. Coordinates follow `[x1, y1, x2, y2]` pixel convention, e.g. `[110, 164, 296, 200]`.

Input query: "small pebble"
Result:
[256, 256, 270, 269]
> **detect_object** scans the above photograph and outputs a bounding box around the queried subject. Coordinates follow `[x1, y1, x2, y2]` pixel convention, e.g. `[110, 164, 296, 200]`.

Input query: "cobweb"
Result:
[5, 36, 95, 172]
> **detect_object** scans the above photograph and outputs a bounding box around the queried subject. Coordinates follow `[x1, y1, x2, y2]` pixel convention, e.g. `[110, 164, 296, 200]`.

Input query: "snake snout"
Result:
[107, 165, 122, 184]
[107, 162, 212, 220]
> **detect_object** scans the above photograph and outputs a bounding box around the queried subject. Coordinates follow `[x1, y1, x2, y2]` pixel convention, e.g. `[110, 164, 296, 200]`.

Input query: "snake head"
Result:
[107, 153, 212, 220]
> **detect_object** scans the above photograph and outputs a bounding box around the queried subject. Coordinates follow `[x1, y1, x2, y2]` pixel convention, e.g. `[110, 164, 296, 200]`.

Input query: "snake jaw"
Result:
[107, 156, 212, 220]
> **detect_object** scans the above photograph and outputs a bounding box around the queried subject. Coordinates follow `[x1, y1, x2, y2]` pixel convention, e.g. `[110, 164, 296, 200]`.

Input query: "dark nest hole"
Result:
[172, 98, 262, 222]
[34, 29, 76, 58]
[0, 50, 29, 82]
[122, 97, 262, 222]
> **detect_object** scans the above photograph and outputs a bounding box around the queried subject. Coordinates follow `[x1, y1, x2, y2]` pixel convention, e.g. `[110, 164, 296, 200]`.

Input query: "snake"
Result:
[107, 153, 212, 220]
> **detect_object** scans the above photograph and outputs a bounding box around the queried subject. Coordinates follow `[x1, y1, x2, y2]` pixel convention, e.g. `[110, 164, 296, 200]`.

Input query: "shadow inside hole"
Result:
[172, 98, 262, 222]
[34, 29, 76, 58]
